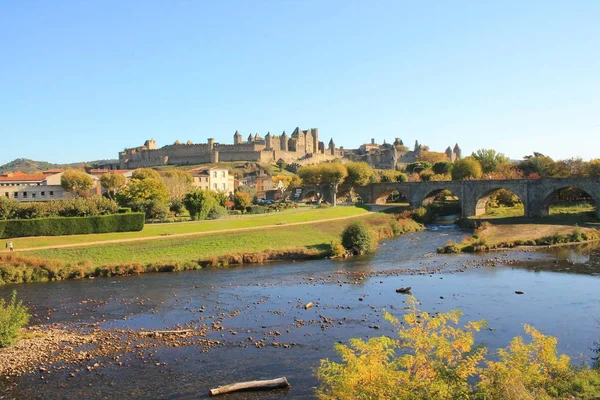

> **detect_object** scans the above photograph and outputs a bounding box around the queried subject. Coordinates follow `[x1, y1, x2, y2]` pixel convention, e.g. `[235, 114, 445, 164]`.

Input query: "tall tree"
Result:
[60, 170, 94, 197]
[471, 149, 510, 174]
[132, 168, 162, 181]
[320, 163, 348, 206]
[345, 162, 374, 187]
[183, 189, 217, 220]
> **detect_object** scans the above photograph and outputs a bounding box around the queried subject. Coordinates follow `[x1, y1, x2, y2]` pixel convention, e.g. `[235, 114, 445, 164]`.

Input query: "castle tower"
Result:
[265, 132, 272, 148]
[445, 146, 453, 160]
[143, 139, 157, 150]
[328, 138, 335, 155]
[248, 134, 253, 143]
[414, 140, 420, 151]
[453, 144, 462, 159]
[234, 130, 242, 145]
[280, 130, 288, 151]
[393, 138, 403, 147]
[208, 138, 214, 151]
[312, 128, 319, 154]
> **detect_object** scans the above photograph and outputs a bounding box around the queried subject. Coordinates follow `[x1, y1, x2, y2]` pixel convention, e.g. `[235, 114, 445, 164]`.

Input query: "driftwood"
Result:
[139, 329, 193, 336]
[209, 377, 290, 396]
[305, 302, 314, 309]
[396, 287, 412, 294]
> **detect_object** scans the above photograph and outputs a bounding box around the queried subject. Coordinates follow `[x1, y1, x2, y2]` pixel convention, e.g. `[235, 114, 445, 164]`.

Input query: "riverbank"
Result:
[438, 222, 600, 253]
[0, 212, 422, 285]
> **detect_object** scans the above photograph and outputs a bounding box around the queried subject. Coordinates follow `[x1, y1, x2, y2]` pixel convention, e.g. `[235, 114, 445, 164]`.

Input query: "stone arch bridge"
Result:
[299, 178, 600, 219]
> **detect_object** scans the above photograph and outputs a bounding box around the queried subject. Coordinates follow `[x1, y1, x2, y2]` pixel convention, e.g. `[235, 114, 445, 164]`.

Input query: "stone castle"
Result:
[347, 138, 462, 170]
[118, 127, 342, 169]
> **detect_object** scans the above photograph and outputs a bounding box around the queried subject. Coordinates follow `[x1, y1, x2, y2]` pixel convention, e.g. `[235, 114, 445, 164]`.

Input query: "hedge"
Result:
[0, 213, 145, 239]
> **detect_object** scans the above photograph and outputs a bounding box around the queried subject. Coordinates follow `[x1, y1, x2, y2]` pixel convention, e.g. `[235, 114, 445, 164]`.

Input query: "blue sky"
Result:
[1, 1, 599, 165]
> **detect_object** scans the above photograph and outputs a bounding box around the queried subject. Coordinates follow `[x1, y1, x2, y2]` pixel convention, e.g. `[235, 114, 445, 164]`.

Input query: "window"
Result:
[213, 171, 217, 178]
[49, 191, 54, 196]
[4, 192, 8, 197]
[32, 193, 36, 198]
[41, 191, 45, 196]
[213, 183, 217, 190]
[23, 192, 27, 198]
[221, 183, 226, 190]
[221, 171, 226, 178]
[14, 192, 18, 198]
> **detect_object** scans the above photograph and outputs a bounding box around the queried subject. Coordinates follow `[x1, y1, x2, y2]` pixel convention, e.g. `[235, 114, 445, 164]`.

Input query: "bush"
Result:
[207, 205, 228, 220]
[432, 161, 453, 175]
[410, 206, 433, 224]
[341, 221, 376, 255]
[183, 189, 217, 220]
[330, 240, 346, 258]
[247, 205, 269, 214]
[0, 291, 30, 348]
[0, 197, 120, 220]
[0, 213, 145, 239]
[316, 297, 600, 400]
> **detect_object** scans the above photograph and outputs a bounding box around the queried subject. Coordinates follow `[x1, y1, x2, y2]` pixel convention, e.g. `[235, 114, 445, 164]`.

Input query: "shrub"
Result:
[409, 206, 433, 224]
[341, 221, 376, 255]
[0, 291, 30, 348]
[0, 213, 145, 239]
[207, 205, 228, 220]
[183, 189, 217, 221]
[432, 161, 453, 175]
[316, 297, 600, 400]
[330, 240, 346, 258]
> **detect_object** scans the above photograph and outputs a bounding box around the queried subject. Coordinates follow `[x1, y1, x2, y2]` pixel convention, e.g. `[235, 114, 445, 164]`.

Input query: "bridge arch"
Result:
[539, 186, 598, 218]
[474, 188, 525, 217]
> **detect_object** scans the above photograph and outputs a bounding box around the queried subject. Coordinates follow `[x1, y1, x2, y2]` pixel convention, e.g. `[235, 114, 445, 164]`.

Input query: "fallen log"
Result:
[396, 287, 411, 294]
[209, 377, 290, 396]
[139, 329, 193, 336]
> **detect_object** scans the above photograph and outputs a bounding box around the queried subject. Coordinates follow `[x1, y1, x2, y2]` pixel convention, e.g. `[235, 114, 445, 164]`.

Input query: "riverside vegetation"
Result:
[317, 296, 600, 400]
[0, 210, 421, 285]
[0, 291, 30, 348]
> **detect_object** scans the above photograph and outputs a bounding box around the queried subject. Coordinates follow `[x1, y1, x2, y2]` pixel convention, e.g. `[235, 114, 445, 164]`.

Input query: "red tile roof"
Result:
[0, 171, 50, 182]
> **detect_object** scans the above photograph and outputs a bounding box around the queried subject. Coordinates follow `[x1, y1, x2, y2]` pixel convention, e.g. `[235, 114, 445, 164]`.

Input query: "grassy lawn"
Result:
[25, 213, 401, 266]
[8, 206, 368, 250]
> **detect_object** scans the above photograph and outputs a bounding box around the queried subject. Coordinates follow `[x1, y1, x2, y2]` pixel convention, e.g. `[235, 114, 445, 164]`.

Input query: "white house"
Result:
[0, 170, 100, 202]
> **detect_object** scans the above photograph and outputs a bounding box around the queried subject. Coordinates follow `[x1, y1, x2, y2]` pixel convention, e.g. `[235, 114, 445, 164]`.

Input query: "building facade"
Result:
[190, 167, 235, 195]
[0, 171, 100, 202]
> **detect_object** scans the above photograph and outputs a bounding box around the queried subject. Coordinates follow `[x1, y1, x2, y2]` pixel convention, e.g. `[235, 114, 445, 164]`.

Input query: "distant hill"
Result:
[0, 158, 118, 174]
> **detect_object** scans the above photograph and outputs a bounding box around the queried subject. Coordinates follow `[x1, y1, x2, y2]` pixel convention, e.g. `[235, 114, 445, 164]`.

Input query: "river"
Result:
[1, 226, 599, 399]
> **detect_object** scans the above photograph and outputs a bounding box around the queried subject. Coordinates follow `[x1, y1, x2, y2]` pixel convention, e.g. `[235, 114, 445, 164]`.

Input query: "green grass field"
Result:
[9, 206, 368, 250]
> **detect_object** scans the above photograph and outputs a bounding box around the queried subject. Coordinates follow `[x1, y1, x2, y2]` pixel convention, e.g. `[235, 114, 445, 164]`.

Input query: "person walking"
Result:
[7, 241, 13, 252]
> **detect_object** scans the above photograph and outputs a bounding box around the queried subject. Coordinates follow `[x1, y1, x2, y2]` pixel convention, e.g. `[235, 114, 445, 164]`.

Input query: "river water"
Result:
[2, 226, 600, 399]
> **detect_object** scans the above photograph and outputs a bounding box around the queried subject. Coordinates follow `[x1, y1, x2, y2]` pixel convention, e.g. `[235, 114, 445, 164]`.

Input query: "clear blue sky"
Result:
[1, 1, 599, 165]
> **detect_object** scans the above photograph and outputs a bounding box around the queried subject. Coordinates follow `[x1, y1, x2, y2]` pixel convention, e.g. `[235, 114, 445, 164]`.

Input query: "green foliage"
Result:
[409, 206, 433, 224]
[330, 240, 346, 258]
[405, 162, 432, 173]
[207, 205, 228, 220]
[60, 169, 94, 196]
[432, 161, 453, 175]
[452, 157, 483, 180]
[345, 162, 374, 187]
[99, 173, 127, 198]
[518, 153, 557, 178]
[0, 213, 145, 239]
[183, 189, 217, 221]
[341, 221, 376, 255]
[0, 197, 119, 220]
[118, 176, 170, 219]
[419, 169, 434, 181]
[379, 170, 408, 183]
[586, 159, 600, 177]
[487, 189, 522, 209]
[163, 170, 193, 202]
[0, 291, 30, 347]
[471, 149, 510, 174]
[131, 168, 161, 181]
[317, 297, 600, 400]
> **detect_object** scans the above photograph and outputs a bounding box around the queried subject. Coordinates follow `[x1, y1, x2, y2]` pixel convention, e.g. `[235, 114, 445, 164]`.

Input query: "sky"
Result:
[1, 1, 599, 165]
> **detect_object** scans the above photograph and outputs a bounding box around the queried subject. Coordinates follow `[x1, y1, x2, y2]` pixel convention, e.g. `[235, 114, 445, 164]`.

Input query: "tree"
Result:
[586, 159, 600, 177]
[183, 189, 217, 220]
[471, 149, 510, 174]
[131, 168, 161, 181]
[320, 163, 348, 206]
[233, 191, 252, 212]
[117, 177, 170, 219]
[451, 157, 482, 180]
[99, 173, 127, 199]
[405, 162, 432, 174]
[276, 159, 287, 172]
[417, 151, 449, 164]
[379, 170, 407, 183]
[345, 162, 374, 187]
[163, 170, 193, 203]
[60, 169, 94, 197]
[0, 291, 31, 348]
[518, 153, 557, 178]
[432, 161, 453, 175]
[271, 174, 301, 201]
[298, 165, 323, 186]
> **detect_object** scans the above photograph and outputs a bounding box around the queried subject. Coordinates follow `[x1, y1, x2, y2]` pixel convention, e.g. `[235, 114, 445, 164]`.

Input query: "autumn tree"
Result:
[417, 151, 449, 164]
[344, 162, 374, 187]
[60, 170, 94, 197]
[233, 191, 252, 212]
[117, 171, 170, 219]
[99, 173, 126, 199]
[163, 170, 193, 202]
[451, 157, 482, 180]
[586, 159, 600, 177]
[131, 168, 162, 181]
[272, 174, 301, 201]
[518, 153, 557, 178]
[298, 165, 323, 187]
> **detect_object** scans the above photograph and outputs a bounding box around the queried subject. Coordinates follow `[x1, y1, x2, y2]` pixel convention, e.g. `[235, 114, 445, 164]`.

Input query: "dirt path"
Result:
[1, 212, 372, 254]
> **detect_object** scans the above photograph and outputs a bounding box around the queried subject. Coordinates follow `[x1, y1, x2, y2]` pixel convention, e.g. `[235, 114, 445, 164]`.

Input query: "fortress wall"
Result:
[217, 150, 263, 162]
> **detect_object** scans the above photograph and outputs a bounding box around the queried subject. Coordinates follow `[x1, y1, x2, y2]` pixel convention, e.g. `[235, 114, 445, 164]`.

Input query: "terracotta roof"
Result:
[89, 169, 130, 174]
[0, 171, 50, 182]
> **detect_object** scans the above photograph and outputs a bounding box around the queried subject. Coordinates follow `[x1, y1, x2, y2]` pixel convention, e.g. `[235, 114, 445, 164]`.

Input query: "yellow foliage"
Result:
[316, 297, 600, 400]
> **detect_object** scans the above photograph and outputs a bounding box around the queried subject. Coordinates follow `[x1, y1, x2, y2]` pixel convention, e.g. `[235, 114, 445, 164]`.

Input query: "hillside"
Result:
[0, 158, 118, 174]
